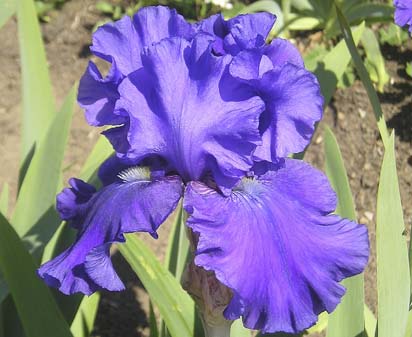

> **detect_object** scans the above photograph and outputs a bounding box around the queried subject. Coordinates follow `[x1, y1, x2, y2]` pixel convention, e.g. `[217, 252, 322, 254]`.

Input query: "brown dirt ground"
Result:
[0, 1, 411, 336]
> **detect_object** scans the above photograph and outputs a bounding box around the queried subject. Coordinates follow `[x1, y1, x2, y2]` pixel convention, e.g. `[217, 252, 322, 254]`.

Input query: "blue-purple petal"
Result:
[78, 6, 195, 130]
[38, 171, 183, 295]
[394, 0, 412, 32]
[184, 159, 369, 333]
[78, 60, 124, 127]
[197, 12, 276, 56]
[114, 35, 265, 190]
[91, 6, 195, 75]
[229, 47, 323, 160]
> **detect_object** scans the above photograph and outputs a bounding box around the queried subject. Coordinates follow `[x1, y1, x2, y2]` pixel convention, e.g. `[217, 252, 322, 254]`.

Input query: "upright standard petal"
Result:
[78, 6, 195, 128]
[394, 0, 412, 32]
[184, 159, 369, 333]
[229, 42, 323, 161]
[197, 12, 276, 55]
[91, 6, 195, 74]
[78, 60, 124, 127]
[114, 35, 265, 190]
[38, 168, 183, 295]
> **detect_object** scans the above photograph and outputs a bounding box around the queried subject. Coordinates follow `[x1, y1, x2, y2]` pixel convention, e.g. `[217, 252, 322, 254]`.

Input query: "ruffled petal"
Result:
[197, 13, 276, 55]
[78, 6, 195, 129]
[38, 169, 183, 295]
[264, 38, 304, 68]
[78, 60, 124, 127]
[394, 0, 412, 32]
[91, 6, 195, 75]
[230, 47, 323, 160]
[114, 35, 265, 190]
[184, 159, 369, 333]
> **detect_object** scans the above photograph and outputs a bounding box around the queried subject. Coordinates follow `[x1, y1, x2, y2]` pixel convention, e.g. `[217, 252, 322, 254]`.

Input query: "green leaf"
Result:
[404, 310, 412, 337]
[161, 206, 204, 337]
[0, 212, 72, 337]
[12, 85, 75, 256]
[303, 45, 328, 72]
[0, 184, 9, 216]
[17, 0, 55, 161]
[307, 312, 328, 333]
[346, 3, 394, 24]
[0, 0, 16, 29]
[149, 301, 159, 337]
[230, 319, 250, 337]
[119, 234, 196, 337]
[324, 126, 365, 337]
[380, 23, 409, 47]
[364, 305, 376, 337]
[78, 136, 114, 184]
[95, 1, 114, 14]
[313, 22, 365, 106]
[70, 294, 100, 337]
[164, 205, 190, 282]
[361, 27, 389, 92]
[287, 14, 321, 30]
[0, 185, 10, 307]
[335, 4, 389, 147]
[376, 132, 410, 337]
[406, 62, 412, 78]
[293, 21, 363, 160]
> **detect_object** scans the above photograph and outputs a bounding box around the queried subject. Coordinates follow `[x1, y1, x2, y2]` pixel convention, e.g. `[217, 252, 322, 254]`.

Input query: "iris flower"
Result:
[38, 6, 369, 334]
[394, 0, 412, 32]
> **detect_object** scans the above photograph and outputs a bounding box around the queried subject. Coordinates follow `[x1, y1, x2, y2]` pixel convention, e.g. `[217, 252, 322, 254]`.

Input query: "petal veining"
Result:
[184, 159, 369, 333]
[197, 12, 276, 55]
[78, 6, 195, 130]
[230, 47, 323, 160]
[38, 171, 183, 295]
[115, 35, 265, 190]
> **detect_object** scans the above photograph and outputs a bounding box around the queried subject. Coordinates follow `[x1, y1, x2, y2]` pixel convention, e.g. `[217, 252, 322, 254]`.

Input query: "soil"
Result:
[0, 1, 411, 336]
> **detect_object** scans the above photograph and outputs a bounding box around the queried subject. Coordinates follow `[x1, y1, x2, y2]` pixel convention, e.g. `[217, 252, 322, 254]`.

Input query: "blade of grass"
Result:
[0, 0, 16, 29]
[0, 184, 8, 216]
[164, 205, 190, 282]
[361, 27, 389, 93]
[149, 301, 159, 337]
[324, 126, 365, 337]
[404, 311, 412, 337]
[0, 184, 10, 306]
[12, 85, 76, 255]
[376, 132, 410, 337]
[364, 305, 376, 337]
[230, 319, 250, 337]
[119, 234, 196, 337]
[307, 312, 328, 334]
[313, 22, 365, 106]
[293, 22, 364, 161]
[79, 137, 114, 184]
[17, 0, 55, 162]
[162, 205, 205, 337]
[70, 294, 100, 337]
[409, 209, 412, 308]
[0, 212, 72, 337]
[335, 3, 389, 147]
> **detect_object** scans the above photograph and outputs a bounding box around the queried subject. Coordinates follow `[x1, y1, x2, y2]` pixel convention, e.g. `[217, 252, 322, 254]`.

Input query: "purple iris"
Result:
[38, 6, 369, 334]
[394, 0, 412, 32]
